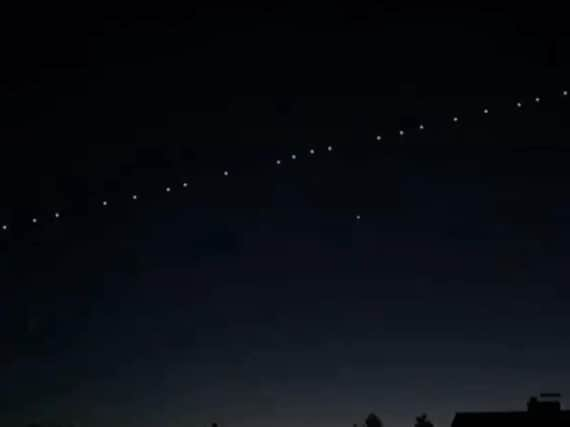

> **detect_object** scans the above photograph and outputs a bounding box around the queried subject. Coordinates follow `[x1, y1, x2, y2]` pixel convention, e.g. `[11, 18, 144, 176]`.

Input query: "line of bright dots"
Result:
[375, 92, 568, 143]
[2, 144, 333, 232]
[2, 90, 568, 232]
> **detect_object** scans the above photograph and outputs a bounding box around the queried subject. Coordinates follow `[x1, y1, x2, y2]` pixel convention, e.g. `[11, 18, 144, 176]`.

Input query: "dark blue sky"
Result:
[2, 5, 570, 427]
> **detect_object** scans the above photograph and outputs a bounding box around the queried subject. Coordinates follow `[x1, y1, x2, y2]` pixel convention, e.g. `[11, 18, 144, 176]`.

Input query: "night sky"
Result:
[2, 5, 570, 427]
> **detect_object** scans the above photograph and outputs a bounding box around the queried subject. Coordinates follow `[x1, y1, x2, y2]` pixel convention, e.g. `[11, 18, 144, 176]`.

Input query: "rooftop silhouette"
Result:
[452, 394, 570, 427]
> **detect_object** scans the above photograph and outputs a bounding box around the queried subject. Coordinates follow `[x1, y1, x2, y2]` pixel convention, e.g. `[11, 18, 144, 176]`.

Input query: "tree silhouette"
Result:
[365, 413, 383, 427]
[415, 413, 434, 427]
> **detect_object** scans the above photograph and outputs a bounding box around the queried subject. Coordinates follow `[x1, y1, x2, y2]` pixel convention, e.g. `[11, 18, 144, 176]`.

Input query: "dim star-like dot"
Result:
[54, 212, 60, 218]
[224, 171, 229, 176]
[453, 116, 459, 122]
[356, 214, 361, 220]
[32, 218, 37, 224]
[419, 124, 424, 130]
[2, 225, 7, 231]
[102, 200, 108, 206]
[535, 97, 540, 103]
[309, 149, 315, 155]
[563, 90, 568, 96]
[483, 108, 489, 114]
[376, 135, 382, 141]
[399, 130, 405, 136]
[291, 154, 296, 160]
[516, 102, 522, 108]
[276, 159, 281, 165]
[132, 195, 138, 200]
[183, 182, 188, 188]
[166, 187, 171, 192]
[327, 145, 333, 151]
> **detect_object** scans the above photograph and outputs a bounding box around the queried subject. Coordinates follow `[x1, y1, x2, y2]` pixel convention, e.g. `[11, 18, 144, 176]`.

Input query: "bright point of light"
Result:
[32, 218, 37, 224]
[419, 124, 424, 130]
[516, 102, 522, 108]
[535, 97, 540, 103]
[276, 159, 281, 165]
[356, 215, 361, 220]
[376, 135, 382, 141]
[453, 117, 459, 122]
[132, 194, 138, 200]
[2, 225, 7, 231]
[54, 212, 60, 218]
[564, 90, 568, 96]
[166, 187, 171, 192]
[224, 171, 229, 176]
[183, 182, 188, 188]
[483, 108, 489, 114]
[102, 200, 108, 206]
[309, 149, 315, 155]
[399, 130, 404, 136]
[291, 154, 296, 160]
[327, 145, 333, 151]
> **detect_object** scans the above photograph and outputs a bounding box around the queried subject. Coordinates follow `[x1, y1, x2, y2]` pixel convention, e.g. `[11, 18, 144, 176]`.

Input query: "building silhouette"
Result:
[452, 393, 570, 426]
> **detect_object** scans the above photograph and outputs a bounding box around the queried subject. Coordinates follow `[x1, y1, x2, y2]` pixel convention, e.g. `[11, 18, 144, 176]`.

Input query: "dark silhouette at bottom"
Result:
[415, 413, 434, 427]
[452, 393, 570, 426]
